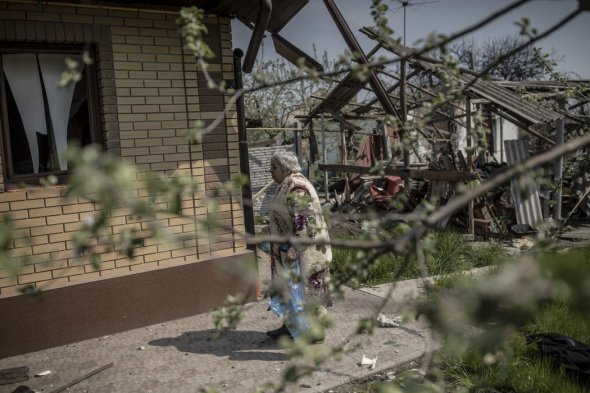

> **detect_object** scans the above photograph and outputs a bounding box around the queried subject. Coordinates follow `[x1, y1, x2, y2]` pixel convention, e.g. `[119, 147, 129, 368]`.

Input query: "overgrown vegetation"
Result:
[434, 246, 590, 393]
[338, 246, 590, 393]
[330, 230, 505, 286]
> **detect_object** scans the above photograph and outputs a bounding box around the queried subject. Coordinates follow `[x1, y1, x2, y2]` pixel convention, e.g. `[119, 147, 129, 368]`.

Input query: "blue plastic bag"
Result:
[269, 258, 310, 338]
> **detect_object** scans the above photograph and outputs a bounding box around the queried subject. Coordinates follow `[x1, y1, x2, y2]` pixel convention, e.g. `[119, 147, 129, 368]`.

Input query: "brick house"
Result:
[0, 0, 311, 358]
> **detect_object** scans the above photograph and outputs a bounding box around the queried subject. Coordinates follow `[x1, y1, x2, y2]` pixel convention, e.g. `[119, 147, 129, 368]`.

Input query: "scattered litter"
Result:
[0, 366, 29, 385]
[47, 363, 113, 393]
[274, 368, 281, 372]
[137, 346, 145, 351]
[377, 313, 401, 327]
[408, 368, 426, 376]
[386, 371, 396, 380]
[34, 370, 51, 377]
[359, 354, 377, 370]
[511, 236, 535, 250]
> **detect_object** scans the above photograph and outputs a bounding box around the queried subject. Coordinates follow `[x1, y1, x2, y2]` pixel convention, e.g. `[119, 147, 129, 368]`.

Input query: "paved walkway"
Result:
[0, 253, 430, 393]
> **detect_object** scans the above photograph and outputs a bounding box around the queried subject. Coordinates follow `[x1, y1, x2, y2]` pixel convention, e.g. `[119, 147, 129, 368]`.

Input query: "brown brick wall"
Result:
[0, 1, 245, 297]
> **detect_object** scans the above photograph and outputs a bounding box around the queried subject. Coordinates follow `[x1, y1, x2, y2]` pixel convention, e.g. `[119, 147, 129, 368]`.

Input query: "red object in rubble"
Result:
[369, 176, 404, 210]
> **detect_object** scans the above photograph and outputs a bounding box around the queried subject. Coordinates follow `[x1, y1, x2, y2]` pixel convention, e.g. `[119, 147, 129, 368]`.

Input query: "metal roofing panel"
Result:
[460, 74, 562, 125]
[505, 139, 544, 228]
[307, 72, 367, 119]
[376, 38, 562, 127]
[271, 33, 323, 71]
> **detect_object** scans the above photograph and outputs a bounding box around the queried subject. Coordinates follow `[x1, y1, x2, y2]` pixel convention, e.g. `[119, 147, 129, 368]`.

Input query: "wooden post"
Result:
[553, 117, 565, 220]
[340, 121, 350, 201]
[400, 58, 410, 190]
[465, 97, 474, 237]
[382, 121, 389, 161]
[465, 96, 472, 167]
[322, 113, 329, 203]
[499, 116, 504, 163]
[477, 105, 486, 164]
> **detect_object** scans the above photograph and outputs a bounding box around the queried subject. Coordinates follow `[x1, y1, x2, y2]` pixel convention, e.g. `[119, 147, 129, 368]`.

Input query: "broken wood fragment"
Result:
[0, 366, 29, 386]
[49, 363, 113, 393]
[318, 164, 476, 181]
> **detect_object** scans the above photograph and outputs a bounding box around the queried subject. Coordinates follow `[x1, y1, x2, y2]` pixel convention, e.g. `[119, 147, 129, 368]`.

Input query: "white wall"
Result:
[491, 116, 520, 164]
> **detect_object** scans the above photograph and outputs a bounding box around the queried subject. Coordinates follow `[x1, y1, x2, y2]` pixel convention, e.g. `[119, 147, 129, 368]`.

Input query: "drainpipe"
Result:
[242, 0, 272, 73]
[233, 48, 255, 250]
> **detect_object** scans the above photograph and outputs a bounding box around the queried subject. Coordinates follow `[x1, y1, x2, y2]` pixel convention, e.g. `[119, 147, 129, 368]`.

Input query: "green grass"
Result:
[329, 230, 505, 286]
[438, 246, 590, 393]
[441, 339, 588, 393]
[441, 322, 590, 393]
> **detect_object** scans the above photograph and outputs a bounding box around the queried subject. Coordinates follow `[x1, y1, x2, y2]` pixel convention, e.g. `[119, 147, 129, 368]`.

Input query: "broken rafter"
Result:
[494, 108, 555, 145]
[323, 0, 401, 120]
[568, 100, 590, 111]
[310, 95, 380, 110]
[318, 163, 477, 181]
[378, 69, 467, 113]
[493, 79, 590, 90]
[353, 68, 422, 114]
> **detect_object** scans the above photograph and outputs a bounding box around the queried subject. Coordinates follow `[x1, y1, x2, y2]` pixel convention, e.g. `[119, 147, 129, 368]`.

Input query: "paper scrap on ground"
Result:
[35, 370, 52, 377]
[360, 354, 377, 370]
[377, 313, 401, 327]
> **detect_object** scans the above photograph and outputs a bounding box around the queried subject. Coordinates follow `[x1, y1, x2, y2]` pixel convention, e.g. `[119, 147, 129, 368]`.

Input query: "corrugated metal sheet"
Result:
[377, 39, 563, 128]
[307, 71, 367, 119]
[460, 74, 562, 126]
[504, 139, 544, 228]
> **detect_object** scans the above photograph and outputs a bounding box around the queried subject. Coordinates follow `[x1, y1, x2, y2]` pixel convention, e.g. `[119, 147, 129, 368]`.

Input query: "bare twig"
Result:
[468, 8, 582, 89]
[425, 131, 590, 227]
[243, 0, 533, 95]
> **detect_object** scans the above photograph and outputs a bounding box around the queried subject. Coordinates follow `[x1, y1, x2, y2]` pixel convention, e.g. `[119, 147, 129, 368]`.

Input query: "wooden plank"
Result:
[0, 366, 29, 385]
[249, 138, 276, 148]
[318, 164, 476, 181]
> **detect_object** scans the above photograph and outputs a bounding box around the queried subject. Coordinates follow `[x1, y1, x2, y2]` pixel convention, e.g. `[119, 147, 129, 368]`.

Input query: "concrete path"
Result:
[0, 253, 430, 393]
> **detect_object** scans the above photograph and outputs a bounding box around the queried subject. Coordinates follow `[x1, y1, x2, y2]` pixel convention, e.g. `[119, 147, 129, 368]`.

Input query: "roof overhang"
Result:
[83, 0, 311, 73]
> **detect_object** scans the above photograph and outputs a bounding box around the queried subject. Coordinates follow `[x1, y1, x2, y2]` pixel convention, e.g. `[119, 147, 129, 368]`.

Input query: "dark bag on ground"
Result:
[526, 332, 590, 385]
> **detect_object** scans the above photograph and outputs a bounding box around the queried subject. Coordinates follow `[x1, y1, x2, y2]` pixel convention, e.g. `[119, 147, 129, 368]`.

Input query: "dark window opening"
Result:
[0, 47, 100, 183]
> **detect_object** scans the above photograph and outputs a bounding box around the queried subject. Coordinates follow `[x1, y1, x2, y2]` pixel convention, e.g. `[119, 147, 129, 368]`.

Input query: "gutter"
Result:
[242, 0, 272, 73]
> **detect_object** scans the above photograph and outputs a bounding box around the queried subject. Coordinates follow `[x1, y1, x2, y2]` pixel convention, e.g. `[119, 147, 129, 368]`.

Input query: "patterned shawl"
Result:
[269, 172, 332, 275]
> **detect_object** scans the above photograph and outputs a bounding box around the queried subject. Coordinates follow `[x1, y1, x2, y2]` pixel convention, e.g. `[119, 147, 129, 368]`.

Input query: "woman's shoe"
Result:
[266, 323, 291, 339]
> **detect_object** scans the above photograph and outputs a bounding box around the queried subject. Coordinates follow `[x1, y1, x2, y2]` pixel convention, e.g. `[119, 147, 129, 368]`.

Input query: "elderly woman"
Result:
[266, 150, 332, 341]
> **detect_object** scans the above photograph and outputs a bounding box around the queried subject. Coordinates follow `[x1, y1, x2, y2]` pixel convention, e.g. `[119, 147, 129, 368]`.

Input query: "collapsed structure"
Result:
[248, 1, 589, 239]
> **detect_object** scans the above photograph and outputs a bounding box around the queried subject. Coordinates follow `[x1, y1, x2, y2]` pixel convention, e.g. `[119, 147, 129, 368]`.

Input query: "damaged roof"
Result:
[460, 74, 563, 125]
[307, 72, 368, 121]
[111, 0, 308, 33]
[97, 0, 311, 72]
[378, 37, 564, 127]
[302, 27, 571, 146]
[205, 0, 308, 34]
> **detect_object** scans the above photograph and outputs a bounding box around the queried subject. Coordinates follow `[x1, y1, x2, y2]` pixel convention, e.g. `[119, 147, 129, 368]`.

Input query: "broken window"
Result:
[0, 46, 100, 182]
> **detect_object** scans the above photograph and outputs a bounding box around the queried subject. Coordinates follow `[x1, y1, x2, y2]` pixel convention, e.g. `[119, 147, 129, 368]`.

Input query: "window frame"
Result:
[0, 42, 102, 186]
